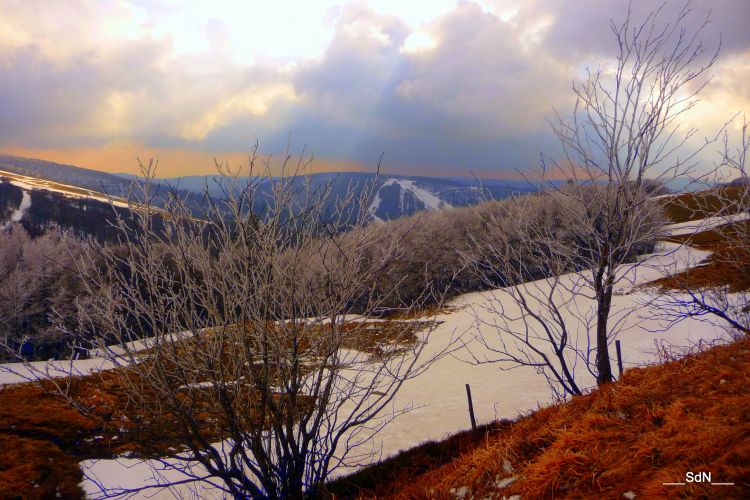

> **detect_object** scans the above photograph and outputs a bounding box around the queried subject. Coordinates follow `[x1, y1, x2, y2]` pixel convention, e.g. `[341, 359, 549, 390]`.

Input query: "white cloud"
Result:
[0, 0, 747, 176]
[181, 83, 301, 140]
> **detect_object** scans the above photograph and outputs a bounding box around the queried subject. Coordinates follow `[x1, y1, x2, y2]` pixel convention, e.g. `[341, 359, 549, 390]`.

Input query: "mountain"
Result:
[0, 154, 536, 237]
[0, 173, 133, 241]
[0, 154, 132, 198]
[129, 171, 536, 221]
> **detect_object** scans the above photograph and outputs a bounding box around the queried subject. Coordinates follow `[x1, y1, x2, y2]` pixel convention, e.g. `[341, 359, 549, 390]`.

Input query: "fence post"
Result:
[465, 383, 477, 431]
[615, 340, 624, 378]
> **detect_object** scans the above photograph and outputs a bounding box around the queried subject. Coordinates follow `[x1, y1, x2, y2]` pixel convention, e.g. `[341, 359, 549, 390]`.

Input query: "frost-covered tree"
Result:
[0, 227, 87, 360]
[71, 148, 450, 499]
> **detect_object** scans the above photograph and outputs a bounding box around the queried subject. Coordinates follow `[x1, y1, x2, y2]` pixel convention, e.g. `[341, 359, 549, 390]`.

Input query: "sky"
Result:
[0, 0, 749, 178]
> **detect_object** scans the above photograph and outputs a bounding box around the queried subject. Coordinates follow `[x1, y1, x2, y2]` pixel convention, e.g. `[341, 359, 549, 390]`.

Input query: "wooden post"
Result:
[465, 383, 477, 431]
[615, 340, 624, 378]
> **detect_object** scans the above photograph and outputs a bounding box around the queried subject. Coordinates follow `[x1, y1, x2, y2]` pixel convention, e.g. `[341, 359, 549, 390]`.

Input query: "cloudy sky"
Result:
[1, 0, 749, 177]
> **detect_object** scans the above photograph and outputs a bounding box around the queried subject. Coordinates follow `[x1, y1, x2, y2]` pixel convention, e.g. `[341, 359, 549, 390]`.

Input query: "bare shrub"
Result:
[652, 117, 750, 336]
[69, 147, 452, 499]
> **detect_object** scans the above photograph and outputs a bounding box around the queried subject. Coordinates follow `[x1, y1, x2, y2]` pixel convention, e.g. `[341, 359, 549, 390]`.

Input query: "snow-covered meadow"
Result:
[38, 238, 727, 499]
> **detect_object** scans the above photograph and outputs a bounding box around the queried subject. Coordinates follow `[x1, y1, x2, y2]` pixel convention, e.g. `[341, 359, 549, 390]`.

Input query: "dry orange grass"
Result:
[0, 318, 427, 499]
[650, 219, 750, 293]
[0, 434, 85, 499]
[332, 338, 750, 499]
[661, 187, 746, 223]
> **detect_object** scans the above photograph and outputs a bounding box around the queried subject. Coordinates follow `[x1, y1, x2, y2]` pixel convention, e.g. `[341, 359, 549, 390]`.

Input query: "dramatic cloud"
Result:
[0, 0, 748, 177]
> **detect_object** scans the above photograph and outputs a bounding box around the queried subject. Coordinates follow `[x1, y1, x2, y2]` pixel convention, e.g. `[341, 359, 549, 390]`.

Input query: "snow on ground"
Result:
[665, 211, 750, 237]
[0, 169, 130, 208]
[1, 190, 31, 230]
[0, 357, 117, 386]
[77, 240, 731, 499]
[87, 330, 196, 358]
[0, 331, 196, 386]
[613, 241, 711, 292]
[395, 179, 451, 211]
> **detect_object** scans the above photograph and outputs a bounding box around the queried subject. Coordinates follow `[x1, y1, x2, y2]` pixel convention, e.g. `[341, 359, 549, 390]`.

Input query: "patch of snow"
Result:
[1, 331, 196, 386]
[0, 357, 117, 386]
[1, 190, 31, 230]
[495, 475, 517, 489]
[366, 184, 384, 222]
[665, 212, 750, 237]
[87, 330, 195, 358]
[395, 179, 452, 211]
[651, 193, 675, 200]
[502, 458, 513, 474]
[80, 457, 224, 500]
[613, 241, 712, 293]
[449, 485, 471, 499]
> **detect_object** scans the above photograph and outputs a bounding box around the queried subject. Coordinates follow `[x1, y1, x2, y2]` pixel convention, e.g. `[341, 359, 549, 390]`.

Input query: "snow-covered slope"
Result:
[368, 178, 454, 221]
[67, 240, 730, 498]
[0, 168, 129, 208]
[0, 173, 133, 241]
[665, 212, 750, 237]
[0, 190, 31, 230]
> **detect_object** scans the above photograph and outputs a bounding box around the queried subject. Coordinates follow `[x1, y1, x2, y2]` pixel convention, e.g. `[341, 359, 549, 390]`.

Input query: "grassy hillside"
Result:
[325, 337, 750, 498]
[323, 191, 750, 499]
[662, 187, 747, 223]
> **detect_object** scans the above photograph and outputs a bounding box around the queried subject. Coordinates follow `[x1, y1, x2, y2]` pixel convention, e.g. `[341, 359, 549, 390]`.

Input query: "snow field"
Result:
[78, 240, 730, 498]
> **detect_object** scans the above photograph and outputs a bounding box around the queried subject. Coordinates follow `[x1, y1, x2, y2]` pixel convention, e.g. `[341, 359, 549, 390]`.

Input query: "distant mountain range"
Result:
[117, 170, 538, 221]
[0, 153, 711, 239]
[0, 154, 537, 236]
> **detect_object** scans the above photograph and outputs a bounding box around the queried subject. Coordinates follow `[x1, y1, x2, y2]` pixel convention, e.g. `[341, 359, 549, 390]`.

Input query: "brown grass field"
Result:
[325, 337, 750, 499]
[661, 187, 746, 224]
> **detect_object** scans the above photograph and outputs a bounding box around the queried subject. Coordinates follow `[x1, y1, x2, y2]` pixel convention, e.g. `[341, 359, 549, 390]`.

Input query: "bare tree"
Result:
[650, 117, 750, 336]
[467, 194, 589, 399]
[65, 146, 450, 499]
[468, 1, 721, 394]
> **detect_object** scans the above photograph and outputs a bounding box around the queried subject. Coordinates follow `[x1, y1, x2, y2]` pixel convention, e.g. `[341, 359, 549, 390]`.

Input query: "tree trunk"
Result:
[595, 289, 613, 385]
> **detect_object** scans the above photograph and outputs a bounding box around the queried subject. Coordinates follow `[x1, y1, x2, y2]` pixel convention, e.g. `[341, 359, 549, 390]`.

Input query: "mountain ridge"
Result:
[0, 154, 536, 225]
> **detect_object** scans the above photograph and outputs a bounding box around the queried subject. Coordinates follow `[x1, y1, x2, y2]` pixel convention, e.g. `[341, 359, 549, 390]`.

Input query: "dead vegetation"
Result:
[327, 337, 750, 499]
[661, 187, 747, 224]
[0, 317, 426, 499]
